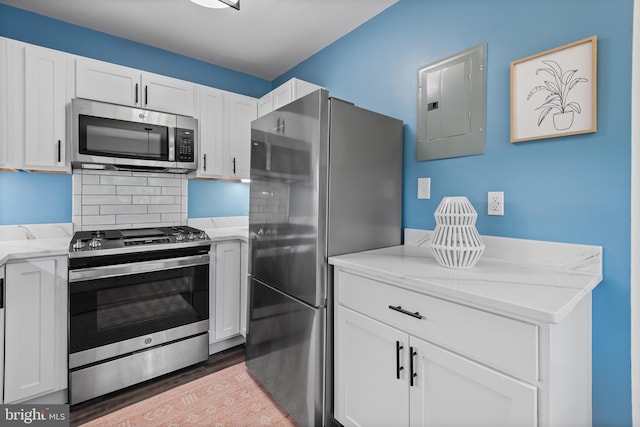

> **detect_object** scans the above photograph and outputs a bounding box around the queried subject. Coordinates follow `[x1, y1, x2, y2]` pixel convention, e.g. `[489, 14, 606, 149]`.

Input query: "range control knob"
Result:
[198, 232, 207, 240]
[188, 232, 196, 240]
[89, 238, 102, 249]
[72, 240, 86, 250]
[176, 233, 185, 241]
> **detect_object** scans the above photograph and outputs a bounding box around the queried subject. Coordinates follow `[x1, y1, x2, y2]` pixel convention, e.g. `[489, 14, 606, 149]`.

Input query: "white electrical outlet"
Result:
[418, 178, 431, 199]
[488, 191, 504, 216]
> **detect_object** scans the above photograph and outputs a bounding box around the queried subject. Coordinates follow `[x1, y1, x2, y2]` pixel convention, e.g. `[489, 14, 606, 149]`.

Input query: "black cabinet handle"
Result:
[281, 118, 285, 133]
[396, 341, 404, 380]
[57, 140, 61, 163]
[144, 85, 148, 105]
[388, 305, 423, 319]
[203, 153, 207, 171]
[232, 157, 236, 174]
[410, 346, 417, 386]
[135, 83, 139, 104]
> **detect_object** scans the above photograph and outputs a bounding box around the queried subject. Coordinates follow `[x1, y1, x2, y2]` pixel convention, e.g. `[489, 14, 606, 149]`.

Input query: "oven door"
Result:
[68, 253, 209, 369]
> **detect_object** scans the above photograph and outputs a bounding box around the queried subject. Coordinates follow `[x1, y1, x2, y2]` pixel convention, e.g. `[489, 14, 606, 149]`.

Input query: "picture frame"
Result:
[510, 35, 597, 143]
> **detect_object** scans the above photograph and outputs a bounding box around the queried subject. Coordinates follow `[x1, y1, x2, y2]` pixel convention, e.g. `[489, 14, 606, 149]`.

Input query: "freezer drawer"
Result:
[246, 278, 325, 427]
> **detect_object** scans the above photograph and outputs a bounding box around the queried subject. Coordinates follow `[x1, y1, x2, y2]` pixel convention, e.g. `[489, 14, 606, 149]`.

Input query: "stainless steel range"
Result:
[68, 225, 211, 405]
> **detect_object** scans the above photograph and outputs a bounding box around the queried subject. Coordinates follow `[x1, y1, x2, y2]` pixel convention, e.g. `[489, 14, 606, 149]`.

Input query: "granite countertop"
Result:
[329, 242, 602, 324]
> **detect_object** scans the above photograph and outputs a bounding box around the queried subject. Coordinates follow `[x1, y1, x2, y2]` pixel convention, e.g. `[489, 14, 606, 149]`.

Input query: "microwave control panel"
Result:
[176, 128, 195, 162]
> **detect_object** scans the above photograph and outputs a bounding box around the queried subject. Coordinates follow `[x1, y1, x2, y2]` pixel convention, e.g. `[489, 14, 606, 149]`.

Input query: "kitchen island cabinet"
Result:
[4, 255, 67, 404]
[331, 237, 602, 427]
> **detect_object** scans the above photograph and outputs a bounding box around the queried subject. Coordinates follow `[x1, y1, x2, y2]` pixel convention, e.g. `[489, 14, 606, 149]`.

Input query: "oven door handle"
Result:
[69, 254, 210, 283]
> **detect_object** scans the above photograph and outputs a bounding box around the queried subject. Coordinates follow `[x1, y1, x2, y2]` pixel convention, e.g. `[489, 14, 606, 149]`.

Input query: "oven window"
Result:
[79, 115, 169, 161]
[69, 265, 208, 354]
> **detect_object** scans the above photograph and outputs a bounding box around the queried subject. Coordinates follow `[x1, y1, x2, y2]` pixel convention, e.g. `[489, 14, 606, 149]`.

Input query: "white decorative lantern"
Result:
[431, 196, 485, 269]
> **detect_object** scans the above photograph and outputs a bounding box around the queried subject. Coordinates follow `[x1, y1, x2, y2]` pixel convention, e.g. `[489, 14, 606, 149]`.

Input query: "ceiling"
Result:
[0, 0, 399, 80]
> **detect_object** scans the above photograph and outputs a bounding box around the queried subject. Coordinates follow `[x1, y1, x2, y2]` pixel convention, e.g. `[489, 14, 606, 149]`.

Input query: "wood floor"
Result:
[70, 344, 246, 426]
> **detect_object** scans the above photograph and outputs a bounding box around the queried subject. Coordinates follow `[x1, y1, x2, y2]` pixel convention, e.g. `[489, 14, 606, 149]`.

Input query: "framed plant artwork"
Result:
[510, 36, 597, 143]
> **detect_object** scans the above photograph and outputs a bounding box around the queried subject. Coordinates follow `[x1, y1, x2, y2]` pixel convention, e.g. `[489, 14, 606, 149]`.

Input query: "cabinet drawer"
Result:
[336, 270, 538, 381]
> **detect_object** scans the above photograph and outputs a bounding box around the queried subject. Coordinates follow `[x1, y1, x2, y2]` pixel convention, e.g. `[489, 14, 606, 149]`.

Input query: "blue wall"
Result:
[0, 3, 266, 224]
[278, 0, 633, 425]
[188, 180, 249, 218]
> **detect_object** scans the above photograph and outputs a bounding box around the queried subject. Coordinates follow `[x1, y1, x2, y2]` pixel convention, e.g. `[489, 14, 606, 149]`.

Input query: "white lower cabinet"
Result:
[210, 241, 242, 348]
[335, 268, 592, 427]
[336, 306, 535, 427]
[4, 256, 67, 404]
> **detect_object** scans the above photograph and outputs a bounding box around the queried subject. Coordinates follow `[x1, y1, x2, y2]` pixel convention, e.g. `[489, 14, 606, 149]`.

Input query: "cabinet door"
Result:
[272, 81, 293, 111]
[197, 86, 225, 178]
[227, 93, 257, 179]
[142, 72, 195, 116]
[409, 337, 537, 427]
[214, 241, 241, 341]
[335, 306, 409, 427]
[240, 241, 248, 337]
[76, 58, 139, 107]
[23, 46, 67, 171]
[257, 92, 273, 118]
[4, 257, 67, 404]
[0, 38, 8, 169]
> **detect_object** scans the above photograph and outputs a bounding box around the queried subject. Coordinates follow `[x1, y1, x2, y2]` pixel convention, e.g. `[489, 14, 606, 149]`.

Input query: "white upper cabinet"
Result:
[227, 92, 257, 180]
[194, 86, 256, 180]
[23, 46, 68, 171]
[75, 58, 139, 107]
[7, 40, 69, 172]
[196, 85, 225, 179]
[257, 78, 322, 117]
[76, 57, 195, 116]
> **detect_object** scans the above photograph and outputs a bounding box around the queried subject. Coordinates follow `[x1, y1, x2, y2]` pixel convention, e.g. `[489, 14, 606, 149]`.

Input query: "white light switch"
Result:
[418, 178, 431, 199]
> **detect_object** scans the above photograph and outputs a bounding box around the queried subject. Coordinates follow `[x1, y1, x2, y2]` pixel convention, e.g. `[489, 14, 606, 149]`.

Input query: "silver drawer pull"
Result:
[388, 305, 423, 319]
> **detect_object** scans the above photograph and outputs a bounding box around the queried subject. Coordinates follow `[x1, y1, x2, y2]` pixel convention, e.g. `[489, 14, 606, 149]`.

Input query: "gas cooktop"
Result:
[69, 225, 210, 257]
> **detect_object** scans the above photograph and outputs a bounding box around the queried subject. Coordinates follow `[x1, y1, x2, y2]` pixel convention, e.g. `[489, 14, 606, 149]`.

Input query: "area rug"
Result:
[81, 362, 298, 427]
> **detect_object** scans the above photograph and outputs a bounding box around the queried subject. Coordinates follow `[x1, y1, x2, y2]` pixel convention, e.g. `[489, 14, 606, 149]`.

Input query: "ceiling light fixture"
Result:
[190, 0, 239, 10]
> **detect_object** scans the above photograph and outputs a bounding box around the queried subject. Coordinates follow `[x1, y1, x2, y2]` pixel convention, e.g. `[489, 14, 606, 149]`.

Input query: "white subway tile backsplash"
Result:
[148, 204, 181, 213]
[162, 187, 181, 196]
[132, 195, 176, 205]
[72, 169, 188, 231]
[148, 177, 181, 187]
[161, 213, 181, 222]
[83, 215, 116, 225]
[82, 206, 100, 215]
[117, 214, 161, 224]
[100, 175, 148, 186]
[83, 195, 132, 205]
[83, 185, 116, 195]
[117, 186, 162, 195]
[101, 205, 147, 215]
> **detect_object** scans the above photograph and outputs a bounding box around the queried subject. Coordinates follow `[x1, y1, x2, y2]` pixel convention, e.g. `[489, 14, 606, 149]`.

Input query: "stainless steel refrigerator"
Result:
[246, 89, 402, 426]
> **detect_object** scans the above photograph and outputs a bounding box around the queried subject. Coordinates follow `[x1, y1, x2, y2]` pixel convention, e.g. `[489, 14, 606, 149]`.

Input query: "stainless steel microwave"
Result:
[71, 98, 198, 173]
